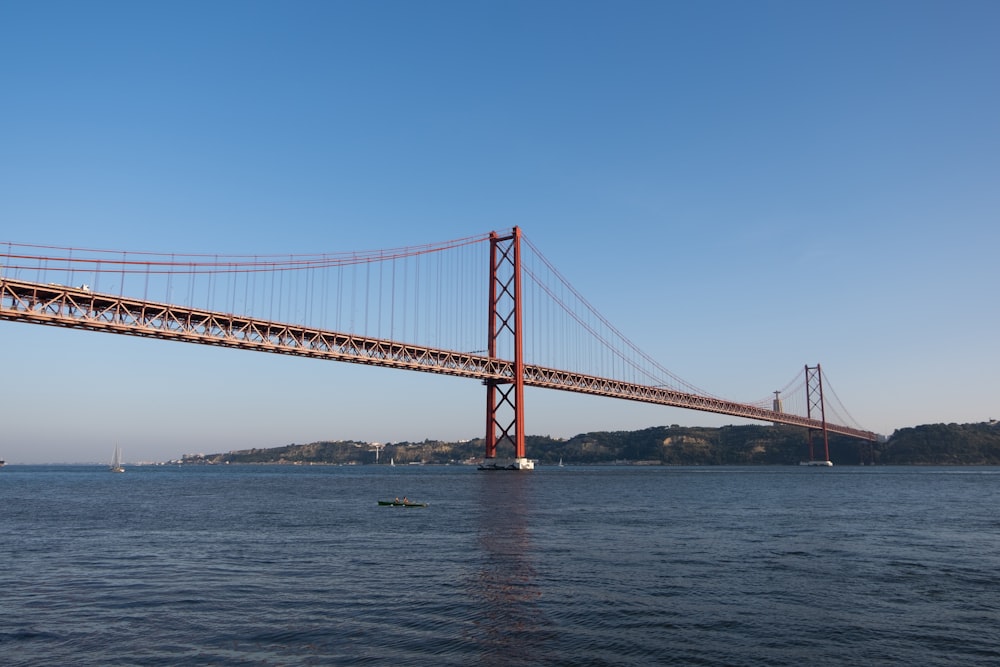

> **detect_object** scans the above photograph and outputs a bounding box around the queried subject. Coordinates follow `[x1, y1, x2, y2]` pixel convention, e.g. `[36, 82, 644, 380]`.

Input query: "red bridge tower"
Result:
[482, 227, 533, 470]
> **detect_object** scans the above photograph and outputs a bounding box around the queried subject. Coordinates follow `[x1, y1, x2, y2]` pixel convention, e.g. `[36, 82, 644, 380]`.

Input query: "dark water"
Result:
[2, 464, 1000, 666]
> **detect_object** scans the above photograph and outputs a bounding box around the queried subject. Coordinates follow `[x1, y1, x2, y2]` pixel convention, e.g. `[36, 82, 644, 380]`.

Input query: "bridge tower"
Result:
[804, 364, 831, 464]
[482, 227, 533, 470]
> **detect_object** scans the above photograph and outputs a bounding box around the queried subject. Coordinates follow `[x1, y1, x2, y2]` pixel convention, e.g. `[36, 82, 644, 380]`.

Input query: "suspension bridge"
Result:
[0, 228, 875, 468]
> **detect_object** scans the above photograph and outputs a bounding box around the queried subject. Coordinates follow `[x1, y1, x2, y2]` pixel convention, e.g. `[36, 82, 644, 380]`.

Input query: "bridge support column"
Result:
[482, 228, 531, 470]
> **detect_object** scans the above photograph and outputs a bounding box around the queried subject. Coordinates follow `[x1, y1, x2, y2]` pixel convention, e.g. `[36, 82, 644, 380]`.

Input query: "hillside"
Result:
[877, 422, 1000, 464]
[179, 421, 1000, 466]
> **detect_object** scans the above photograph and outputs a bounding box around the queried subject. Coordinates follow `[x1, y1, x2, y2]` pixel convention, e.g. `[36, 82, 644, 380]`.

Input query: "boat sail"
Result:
[109, 445, 125, 473]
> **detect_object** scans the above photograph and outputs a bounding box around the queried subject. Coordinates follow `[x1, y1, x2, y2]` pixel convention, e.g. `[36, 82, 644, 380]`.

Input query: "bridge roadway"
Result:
[1, 278, 876, 442]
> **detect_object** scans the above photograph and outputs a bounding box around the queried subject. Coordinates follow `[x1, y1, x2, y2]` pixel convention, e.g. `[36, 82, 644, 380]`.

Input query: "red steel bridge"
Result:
[1, 228, 875, 468]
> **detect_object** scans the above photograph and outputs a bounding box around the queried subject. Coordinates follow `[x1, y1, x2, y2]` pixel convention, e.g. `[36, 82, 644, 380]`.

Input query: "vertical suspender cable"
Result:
[350, 253, 357, 332]
[402, 254, 408, 343]
[364, 259, 370, 336]
[390, 256, 396, 340]
[377, 252, 383, 338]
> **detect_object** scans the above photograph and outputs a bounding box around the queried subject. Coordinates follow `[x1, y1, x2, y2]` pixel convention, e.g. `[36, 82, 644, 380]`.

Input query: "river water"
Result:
[2, 464, 999, 666]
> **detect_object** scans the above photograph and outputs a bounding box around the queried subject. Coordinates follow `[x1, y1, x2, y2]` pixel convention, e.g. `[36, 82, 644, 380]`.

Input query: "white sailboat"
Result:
[109, 444, 125, 473]
[558, 457, 564, 467]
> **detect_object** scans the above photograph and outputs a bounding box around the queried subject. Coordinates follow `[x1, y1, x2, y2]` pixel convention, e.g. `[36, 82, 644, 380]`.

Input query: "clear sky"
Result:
[2, 1, 998, 463]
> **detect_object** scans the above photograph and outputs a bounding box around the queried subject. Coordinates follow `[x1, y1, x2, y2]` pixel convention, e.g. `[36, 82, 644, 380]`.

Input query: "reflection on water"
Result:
[469, 472, 548, 665]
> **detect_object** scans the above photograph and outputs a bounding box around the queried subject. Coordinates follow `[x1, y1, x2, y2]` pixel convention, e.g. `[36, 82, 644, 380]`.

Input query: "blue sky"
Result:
[2, 1, 998, 463]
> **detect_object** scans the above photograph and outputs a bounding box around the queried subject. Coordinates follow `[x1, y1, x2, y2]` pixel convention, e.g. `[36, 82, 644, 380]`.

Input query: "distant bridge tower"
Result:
[482, 227, 533, 470]
[804, 364, 831, 463]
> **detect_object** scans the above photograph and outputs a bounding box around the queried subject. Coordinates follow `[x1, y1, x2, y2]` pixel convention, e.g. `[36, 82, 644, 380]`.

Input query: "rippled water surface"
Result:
[3, 464, 1000, 666]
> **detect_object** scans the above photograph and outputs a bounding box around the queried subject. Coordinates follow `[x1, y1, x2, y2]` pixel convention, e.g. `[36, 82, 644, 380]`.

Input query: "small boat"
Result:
[377, 499, 428, 507]
[109, 445, 125, 473]
[558, 457, 564, 467]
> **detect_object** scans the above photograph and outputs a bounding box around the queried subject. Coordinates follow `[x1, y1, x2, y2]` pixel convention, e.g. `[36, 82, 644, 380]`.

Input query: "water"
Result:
[2, 465, 1000, 666]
